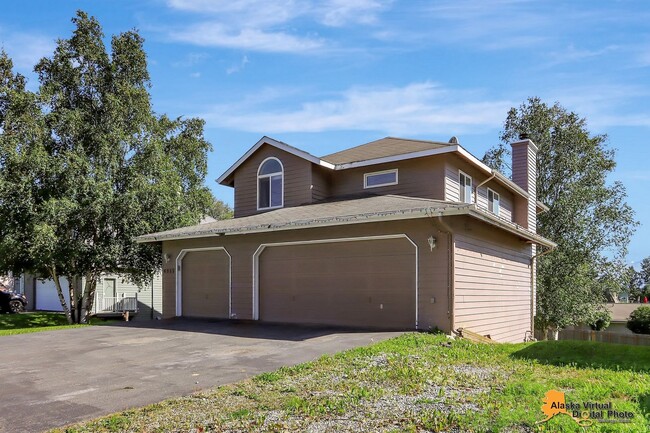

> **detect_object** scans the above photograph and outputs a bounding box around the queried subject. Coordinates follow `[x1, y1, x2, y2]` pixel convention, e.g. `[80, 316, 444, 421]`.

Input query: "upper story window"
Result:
[364, 169, 398, 189]
[258, 157, 283, 210]
[488, 188, 500, 216]
[459, 171, 473, 203]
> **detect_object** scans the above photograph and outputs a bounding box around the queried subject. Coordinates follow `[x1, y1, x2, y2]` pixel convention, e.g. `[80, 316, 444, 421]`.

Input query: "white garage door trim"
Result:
[175, 247, 232, 317]
[252, 234, 419, 328]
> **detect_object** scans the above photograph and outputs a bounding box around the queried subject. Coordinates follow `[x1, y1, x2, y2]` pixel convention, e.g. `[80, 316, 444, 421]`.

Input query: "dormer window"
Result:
[258, 157, 283, 210]
[459, 171, 472, 203]
[364, 169, 398, 189]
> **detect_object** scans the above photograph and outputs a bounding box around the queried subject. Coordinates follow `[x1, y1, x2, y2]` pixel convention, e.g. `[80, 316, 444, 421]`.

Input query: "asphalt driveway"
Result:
[0, 319, 402, 433]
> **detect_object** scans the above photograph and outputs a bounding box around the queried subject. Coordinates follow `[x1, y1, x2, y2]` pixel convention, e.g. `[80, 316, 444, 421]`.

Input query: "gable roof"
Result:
[215, 135, 546, 205]
[217, 136, 335, 186]
[136, 194, 556, 248]
[321, 137, 453, 165]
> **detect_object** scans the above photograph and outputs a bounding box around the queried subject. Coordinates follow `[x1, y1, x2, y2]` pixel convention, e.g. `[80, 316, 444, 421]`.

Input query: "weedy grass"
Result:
[52, 333, 650, 432]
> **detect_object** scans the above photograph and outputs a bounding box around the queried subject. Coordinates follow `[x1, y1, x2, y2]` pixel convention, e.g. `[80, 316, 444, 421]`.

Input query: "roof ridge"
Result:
[384, 136, 454, 146]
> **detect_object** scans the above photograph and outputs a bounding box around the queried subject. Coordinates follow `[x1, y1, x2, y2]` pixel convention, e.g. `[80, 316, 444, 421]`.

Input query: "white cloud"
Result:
[166, 0, 390, 52]
[0, 31, 54, 71]
[226, 55, 250, 74]
[172, 52, 209, 67]
[171, 23, 324, 53]
[199, 82, 512, 134]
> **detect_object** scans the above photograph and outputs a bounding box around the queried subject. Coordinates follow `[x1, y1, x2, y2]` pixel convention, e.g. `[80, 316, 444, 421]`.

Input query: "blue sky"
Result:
[1, 0, 649, 265]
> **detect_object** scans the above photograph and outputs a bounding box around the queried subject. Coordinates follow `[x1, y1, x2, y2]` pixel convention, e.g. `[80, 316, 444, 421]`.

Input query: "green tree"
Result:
[483, 97, 637, 336]
[0, 11, 212, 323]
[207, 196, 234, 220]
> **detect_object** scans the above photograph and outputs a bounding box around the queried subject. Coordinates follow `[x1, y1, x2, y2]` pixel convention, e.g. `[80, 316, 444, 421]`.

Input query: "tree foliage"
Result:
[0, 11, 213, 323]
[483, 97, 637, 332]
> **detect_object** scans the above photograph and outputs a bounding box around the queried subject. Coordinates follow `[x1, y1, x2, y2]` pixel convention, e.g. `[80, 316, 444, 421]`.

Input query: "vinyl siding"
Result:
[444, 155, 514, 222]
[97, 273, 163, 320]
[330, 157, 445, 200]
[311, 166, 331, 202]
[161, 218, 452, 332]
[234, 144, 313, 217]
[511, 142, 537, 232]
[453, 228, 532, 343]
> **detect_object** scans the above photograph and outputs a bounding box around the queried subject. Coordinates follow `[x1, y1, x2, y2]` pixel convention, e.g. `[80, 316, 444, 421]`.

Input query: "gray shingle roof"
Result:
[321, 137, 453, 165]
[137, 195, 471, 242]
[136, 194, 556, 249]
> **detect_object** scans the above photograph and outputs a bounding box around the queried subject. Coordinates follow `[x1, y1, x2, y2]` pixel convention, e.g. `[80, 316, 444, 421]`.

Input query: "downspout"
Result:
[529, 244, 555, 340]
[426, 210, 455, 335]
[474, 172, 497, 205]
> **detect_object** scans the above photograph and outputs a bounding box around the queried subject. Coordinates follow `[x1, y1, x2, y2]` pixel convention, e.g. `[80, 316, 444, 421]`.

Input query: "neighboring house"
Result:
[569, 303, 646, 335]
[20, 273, 163, 320]
[137, 135, 556, 343]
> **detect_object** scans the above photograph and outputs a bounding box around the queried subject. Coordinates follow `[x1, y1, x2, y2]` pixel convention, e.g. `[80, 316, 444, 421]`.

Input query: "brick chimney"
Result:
[511, 134, 538, 233]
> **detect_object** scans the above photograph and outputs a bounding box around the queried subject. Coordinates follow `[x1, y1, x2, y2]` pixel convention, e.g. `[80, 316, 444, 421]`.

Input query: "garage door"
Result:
[36, 277, 70, 311]
[258, 238, 416, 329]
[181, 250, 230, 318]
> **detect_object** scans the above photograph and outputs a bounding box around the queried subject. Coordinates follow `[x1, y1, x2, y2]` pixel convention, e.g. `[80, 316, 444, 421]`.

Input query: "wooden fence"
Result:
[535, 329, 650, 346]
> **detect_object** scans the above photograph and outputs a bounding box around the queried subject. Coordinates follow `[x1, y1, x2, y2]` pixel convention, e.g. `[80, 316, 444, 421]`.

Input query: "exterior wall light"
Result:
[428, 236, 437, 251]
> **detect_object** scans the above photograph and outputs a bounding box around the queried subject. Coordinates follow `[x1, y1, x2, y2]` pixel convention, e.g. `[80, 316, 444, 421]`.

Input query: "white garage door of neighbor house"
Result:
[35, 277, 70, 311]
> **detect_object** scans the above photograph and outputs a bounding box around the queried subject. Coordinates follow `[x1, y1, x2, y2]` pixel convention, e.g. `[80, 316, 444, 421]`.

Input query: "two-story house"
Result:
[137, 135, 555, 343]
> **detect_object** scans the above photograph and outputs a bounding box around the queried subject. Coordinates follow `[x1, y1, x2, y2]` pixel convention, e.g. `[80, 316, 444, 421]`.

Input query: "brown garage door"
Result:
[181, 250, 230, 318]
[259, 238, 416, 329]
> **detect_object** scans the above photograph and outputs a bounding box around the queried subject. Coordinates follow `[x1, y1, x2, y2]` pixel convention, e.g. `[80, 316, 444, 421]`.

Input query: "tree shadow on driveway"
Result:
[99, 317, 404, 342]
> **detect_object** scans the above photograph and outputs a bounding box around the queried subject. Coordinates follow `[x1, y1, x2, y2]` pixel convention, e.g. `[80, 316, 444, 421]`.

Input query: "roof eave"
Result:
[468, 208, 557, 249]
[216, 136, 335, 186]
[135, 205, 472, 244]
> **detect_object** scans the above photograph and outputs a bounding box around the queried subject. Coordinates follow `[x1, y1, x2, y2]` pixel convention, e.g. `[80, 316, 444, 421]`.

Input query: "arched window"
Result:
[257, 157, 283, 209]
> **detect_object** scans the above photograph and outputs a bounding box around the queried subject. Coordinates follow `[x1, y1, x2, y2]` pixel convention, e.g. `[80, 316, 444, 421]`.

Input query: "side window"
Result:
[459, 171, 473, 203]
[364, 169, 398, 189]
[488, 188, 500, 216]
[258, 158, 283, 210]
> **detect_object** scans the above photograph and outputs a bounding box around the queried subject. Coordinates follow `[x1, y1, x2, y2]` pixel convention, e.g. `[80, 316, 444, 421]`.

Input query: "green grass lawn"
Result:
[0, 312, 114, 335]
[53, 333, 650, 433]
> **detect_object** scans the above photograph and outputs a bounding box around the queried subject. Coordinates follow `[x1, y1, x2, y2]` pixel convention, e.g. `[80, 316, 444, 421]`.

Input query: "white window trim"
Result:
[175, 247, 233, 318]
[251, 234, 419, 329]
[459, 170, 473, 203]
[487, 187, 500, 216]
[363, 168, 399, 189]
[257, 157, 284, 211]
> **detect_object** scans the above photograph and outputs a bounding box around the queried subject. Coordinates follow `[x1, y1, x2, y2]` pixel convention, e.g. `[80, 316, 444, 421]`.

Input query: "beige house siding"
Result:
[161, 218, 453, 331]
[330, 157, 445, 200]
[511, 143, 537, 232]
[453, 226, 531, 343]
[444, 156, 514, 222]
[311, 166, 331, 202]
[233, 144, 313, 218]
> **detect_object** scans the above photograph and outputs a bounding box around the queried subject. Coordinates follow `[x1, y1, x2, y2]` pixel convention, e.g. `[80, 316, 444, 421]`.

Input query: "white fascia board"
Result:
[216, 136, 334, 185]
[455, 146, 492, 174]
[468, 208, 557, 248]
[135, 205, 471, 243]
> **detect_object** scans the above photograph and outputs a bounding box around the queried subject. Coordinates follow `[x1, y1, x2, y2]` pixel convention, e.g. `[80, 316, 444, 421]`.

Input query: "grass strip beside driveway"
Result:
[0, 312, 84, 336]
[0, 312, 116, 336]
[52, 333, 650, 433]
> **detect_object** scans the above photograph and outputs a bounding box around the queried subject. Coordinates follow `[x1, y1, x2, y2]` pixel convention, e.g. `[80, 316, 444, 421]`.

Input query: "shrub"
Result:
[588, 309, 611, 331]
[626, 306, 650, 334]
